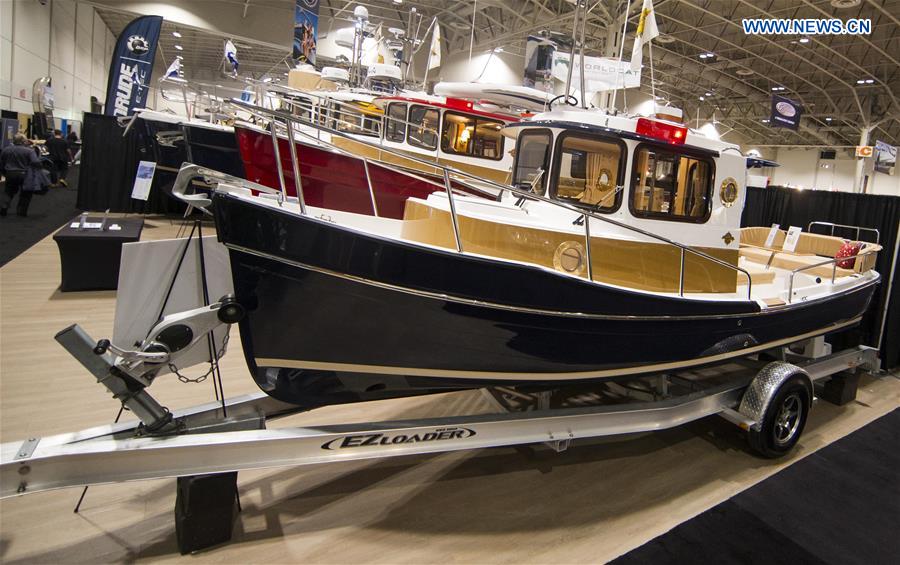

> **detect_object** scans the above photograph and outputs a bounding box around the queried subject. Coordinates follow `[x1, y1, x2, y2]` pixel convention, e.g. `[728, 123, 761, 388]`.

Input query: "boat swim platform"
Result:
[1, 218, 899, 562]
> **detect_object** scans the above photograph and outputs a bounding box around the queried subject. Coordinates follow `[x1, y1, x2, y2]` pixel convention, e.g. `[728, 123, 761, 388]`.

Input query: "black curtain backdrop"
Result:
[743, 186, 900, 369]
[76, 113, 184, 214]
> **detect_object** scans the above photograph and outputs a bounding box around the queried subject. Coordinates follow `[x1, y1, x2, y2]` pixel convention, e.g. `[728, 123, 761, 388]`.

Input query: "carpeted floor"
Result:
[0, 178, 80, 268]
[613, 407, 900, 565]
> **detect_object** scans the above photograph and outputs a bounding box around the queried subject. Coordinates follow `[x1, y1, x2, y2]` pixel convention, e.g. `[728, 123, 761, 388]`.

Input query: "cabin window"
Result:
[407, 105, 439, 150]
[385, 103, 407, 143]
[512, 129, 552, 193]
[552, 132, 624, 212]
[440, 112, 505, 161]
[630, 146, 713, 222]
[334, 105, 381, 137]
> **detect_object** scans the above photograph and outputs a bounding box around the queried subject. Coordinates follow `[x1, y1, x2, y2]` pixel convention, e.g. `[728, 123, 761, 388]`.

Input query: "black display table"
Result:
[53, 217, 144, 291]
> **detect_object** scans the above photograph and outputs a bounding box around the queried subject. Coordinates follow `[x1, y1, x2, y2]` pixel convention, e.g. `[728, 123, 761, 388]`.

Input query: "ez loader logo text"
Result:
[321, 427, 476, 450]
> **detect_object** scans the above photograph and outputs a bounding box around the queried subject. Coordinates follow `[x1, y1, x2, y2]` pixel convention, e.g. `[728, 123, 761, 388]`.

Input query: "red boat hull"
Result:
[236, 125, 457, 219]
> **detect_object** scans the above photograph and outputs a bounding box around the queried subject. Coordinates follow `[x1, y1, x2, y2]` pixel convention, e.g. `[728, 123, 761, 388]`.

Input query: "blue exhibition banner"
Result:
[769, 94, 802, 130]
[104, 15, 163, 117]
[293, 0, 319, 65]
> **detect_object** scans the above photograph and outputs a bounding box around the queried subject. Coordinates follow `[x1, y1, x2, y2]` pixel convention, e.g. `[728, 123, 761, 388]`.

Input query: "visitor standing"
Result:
[46, 129, 70, 187]
[0, 134, 42, 217]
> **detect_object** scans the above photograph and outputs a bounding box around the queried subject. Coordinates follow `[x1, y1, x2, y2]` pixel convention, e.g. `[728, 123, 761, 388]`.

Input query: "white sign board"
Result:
[783, 226, 803, 253]
[131, 160, 156, 201]
[551, 52, 641, 91]
[763, 224, 780, 248]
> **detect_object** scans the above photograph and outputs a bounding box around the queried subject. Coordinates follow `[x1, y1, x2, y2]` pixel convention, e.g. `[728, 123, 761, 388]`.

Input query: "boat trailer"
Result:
[0, 321, 881, 553]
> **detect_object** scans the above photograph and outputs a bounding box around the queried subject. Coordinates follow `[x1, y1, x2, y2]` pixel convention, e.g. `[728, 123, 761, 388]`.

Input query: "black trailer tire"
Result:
[747, 374, 811, 458]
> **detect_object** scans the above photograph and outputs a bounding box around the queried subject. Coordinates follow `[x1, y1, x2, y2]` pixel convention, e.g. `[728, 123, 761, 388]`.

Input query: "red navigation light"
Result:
[445, 97, 474, 111]
[636, 118, 687, 145]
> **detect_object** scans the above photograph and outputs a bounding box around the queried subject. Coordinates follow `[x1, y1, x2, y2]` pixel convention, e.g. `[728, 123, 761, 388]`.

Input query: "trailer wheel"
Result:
[747, 374, 811, 458]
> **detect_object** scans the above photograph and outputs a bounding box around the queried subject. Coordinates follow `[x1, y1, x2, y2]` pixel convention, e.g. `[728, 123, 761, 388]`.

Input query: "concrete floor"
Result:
[1, 218, 898, 563]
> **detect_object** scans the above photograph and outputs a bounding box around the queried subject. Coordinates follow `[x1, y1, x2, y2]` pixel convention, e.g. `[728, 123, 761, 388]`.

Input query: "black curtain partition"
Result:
[76, 113, 184, 214]
[742, 186, 900, 369]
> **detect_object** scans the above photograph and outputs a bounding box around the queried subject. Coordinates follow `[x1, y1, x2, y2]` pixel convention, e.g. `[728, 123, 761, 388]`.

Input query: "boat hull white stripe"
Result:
[255, 317, 861, 381]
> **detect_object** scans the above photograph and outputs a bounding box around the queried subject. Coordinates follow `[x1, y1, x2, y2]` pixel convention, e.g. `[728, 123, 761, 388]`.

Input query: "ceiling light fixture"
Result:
[699, 96, 705, 101]
[799, 37, 810, 43]
[174, 45, 183, 51]
[656, 34, 676, 44]
[864, 79, 874, 84]
[830, 0, 861, 8]
[172, 31, 182, 38]
[736, 69, 754, 76]
[825, 117, 832, 121]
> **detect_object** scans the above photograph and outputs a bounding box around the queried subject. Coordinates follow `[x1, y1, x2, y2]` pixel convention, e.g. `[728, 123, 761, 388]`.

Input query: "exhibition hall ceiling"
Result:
[95, 0, 899, 147]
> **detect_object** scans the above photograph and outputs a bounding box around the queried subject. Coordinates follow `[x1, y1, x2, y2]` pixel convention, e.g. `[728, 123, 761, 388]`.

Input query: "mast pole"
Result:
[468, 0, 478, 65]
[578, 0, 588, 108]
[563, 0, 582, 102]
[610, 4, 629, 112]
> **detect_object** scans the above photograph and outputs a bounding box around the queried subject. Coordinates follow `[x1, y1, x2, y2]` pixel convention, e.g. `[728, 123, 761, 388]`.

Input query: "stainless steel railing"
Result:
[225, 96, 753, 299]
[807, 221, 880, 245]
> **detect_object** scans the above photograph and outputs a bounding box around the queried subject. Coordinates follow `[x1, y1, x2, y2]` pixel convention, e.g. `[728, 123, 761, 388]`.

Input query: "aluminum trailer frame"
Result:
[1, 343, 879, 499]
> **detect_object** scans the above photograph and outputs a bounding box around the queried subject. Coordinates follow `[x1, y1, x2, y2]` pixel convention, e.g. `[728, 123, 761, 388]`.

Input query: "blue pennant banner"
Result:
[104, 15, 162, 117]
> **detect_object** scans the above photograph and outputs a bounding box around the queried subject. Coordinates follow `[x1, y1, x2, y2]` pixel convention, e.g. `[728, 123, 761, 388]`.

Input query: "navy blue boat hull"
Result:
[213, 193, 878, 409]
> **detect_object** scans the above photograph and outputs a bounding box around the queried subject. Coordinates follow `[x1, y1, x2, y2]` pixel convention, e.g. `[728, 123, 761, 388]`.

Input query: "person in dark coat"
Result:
[45, 129, 70, 186]
[66, 130, 79, 155]
[0, 134, 42, 217]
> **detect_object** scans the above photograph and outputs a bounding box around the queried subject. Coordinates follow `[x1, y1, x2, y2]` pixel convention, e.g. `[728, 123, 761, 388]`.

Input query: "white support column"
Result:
[854, 125, 873, 193]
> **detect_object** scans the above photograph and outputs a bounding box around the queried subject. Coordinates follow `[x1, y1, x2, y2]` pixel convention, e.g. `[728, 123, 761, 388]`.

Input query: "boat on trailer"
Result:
[169, 99, 881, 411]
[0, 93, 886, 560]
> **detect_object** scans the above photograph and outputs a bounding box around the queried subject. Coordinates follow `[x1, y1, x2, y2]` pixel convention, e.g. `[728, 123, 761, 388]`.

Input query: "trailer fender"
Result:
[738, 361, 813, 431]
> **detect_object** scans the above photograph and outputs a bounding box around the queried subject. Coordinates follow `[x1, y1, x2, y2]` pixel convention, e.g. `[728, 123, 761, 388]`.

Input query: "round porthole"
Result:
[720, 177, 739, 207]
[553, 241, 586, 275]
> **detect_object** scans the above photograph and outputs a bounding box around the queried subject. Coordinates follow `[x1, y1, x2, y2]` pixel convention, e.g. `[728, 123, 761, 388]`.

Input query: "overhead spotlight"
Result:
[174, 45, 183, 51]
[704, 53, 714, 57]
[699, 96, 705, 101]
[762, 119, 770, 123]
[698, 54, 708, 59]
[705, 92, 712, 96]
[864, 79, 874, 84]
[392, 0, 403, 3]
[176, 54, 183, 59]
[798, 37, 810, 43]
[825, 117, 833, 121]
[172, 31, 182, 38]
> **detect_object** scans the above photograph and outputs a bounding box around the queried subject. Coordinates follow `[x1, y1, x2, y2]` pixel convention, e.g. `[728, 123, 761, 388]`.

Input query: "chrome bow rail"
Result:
[807, 221, 880, 245]
[785, 221, 880, 303]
